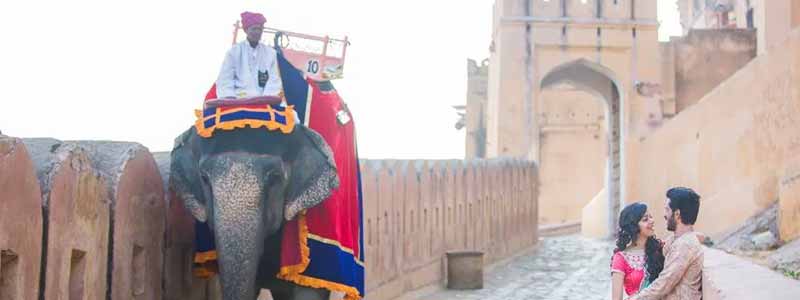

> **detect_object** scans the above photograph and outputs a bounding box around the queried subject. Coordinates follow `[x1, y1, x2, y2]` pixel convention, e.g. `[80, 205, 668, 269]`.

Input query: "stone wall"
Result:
[0, 137, 538, 300]
[663, 29, 757, 113]
[465, 59, 489, 159]
[75, 141, 166, 300]
[361, 159, 538, 300]
[628, 28, 800, 239]
[581, 189, 608, 239]
[0, 137, 173, 300]
[24, 138, 110, 300]
[0, 136, 43, 300]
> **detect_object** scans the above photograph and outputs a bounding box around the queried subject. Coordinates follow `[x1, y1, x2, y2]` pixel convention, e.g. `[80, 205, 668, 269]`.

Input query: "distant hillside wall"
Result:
[661, 29, 757, 113]
[629, 28, 800, 240]
[361, 159, 539, 300]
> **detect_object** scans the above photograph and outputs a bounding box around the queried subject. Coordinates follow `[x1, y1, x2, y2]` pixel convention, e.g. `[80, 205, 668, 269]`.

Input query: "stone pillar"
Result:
[487, 0, 529, 158]
[402, 162, 422, 267]
[152, 152, 209, 300]
[24, 138, 110, 300]
[360, 160, 379, 291]
[0, 136, 43, 300]
[376, 161, 396, 285]
[466, 59, 489, 159]
[73, 141, 165, 300]
[416, 161, 434, 265]
[390, 161, 410, 271]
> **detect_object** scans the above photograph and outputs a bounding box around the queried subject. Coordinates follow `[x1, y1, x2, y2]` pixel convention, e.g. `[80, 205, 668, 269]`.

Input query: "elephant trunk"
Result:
[214, 207, 264, 299]
[208, 157, 270, 300]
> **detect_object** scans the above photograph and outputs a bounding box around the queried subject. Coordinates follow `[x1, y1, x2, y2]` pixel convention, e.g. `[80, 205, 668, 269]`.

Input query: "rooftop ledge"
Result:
[703, 247, 800, 299]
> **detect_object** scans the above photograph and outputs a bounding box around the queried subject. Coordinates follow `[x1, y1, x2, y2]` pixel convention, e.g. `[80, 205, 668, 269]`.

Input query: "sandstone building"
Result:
[463, 0, 800, 240]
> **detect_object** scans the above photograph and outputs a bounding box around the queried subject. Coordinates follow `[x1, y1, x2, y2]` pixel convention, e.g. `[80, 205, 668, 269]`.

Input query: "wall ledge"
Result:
[703, 247, 800, 300]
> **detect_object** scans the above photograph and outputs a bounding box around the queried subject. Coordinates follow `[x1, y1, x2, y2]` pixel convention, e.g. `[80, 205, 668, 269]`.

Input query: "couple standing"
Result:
[611, 187, 704, 300]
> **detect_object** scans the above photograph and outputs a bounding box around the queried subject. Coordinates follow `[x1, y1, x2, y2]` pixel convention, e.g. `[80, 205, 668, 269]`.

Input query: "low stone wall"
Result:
[153, 152, 214, 300]
[703, 247, 800, 299]
[0, 136, 168, 300]
[778, 158, 800, 241]
[581, 188, 608, 239]
[75, 141, 166, 300]
[0, 136, 43, 300]
[362, 159, 539, 300]
[667, 29, 757, 112]
[24, 138, 110, 300]
[1, 135, 539, 300]
[629, 28, 800, 239]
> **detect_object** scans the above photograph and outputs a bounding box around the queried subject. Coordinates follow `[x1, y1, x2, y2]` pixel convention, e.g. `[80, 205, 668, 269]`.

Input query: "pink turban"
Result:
[241, 11, 266, 30]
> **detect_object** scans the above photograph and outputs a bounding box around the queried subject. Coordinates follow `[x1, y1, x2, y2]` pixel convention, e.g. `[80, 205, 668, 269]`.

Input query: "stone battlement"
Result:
[0, 135, 539, 300]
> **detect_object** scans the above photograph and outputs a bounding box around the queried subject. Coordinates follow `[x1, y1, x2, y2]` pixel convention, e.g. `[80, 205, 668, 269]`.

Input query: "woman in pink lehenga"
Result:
[610, 203, 665, 300]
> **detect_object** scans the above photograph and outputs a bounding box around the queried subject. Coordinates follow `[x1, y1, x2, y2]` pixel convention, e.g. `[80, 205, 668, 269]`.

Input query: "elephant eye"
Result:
[200, 174, 213, 191]
[266, 172, 283, 186]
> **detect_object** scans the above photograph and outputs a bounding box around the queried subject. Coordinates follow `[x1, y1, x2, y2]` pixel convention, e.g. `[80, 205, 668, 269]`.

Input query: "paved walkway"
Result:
[415, 235, 614, 300]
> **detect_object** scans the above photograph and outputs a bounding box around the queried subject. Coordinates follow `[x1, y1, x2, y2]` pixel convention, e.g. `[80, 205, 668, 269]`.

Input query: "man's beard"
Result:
[666, 215, 677, 231]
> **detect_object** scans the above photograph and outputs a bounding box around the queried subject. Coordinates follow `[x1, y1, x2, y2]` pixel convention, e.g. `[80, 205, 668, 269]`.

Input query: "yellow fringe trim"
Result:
[278, 211, 311, 277]
[193, 267, 215, 279]
[194, 250, 218, 264]
[277, 211, 362, 300]
[283, 273, 362, 300]
[194, 104, 296, 138]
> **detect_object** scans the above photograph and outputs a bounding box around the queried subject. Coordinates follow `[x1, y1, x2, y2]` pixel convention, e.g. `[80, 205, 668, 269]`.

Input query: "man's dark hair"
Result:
[666, 187, 701, 225]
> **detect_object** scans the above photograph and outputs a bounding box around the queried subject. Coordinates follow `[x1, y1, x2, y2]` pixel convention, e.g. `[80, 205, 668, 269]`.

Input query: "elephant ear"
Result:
[284, 126, 340, 220]
[170, 128, 209, 222]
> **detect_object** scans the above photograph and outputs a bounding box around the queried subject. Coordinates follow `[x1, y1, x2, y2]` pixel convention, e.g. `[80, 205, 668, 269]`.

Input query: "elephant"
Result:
[169, 124, 339, 300]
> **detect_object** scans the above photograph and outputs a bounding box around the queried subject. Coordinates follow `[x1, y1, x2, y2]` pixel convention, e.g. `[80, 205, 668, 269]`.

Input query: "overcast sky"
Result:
[0, 0, 681, 159]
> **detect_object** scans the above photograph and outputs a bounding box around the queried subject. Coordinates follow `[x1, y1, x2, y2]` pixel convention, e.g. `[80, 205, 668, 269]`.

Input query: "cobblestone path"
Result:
[415, 235, 614, 300]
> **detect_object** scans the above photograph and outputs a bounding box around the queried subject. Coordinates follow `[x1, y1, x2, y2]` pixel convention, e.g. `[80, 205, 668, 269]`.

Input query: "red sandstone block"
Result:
[411, 161, 434, 260]
[391, 162, 405, 277]
[395, 162, 415, 269]
[0, 136, 43, 300]
[360, 161, 380, 291]
[71, 141, 165, 300]
[152, 152, 209, 300]
[24, 138, 111, 300]
[376, 161, 396, 285]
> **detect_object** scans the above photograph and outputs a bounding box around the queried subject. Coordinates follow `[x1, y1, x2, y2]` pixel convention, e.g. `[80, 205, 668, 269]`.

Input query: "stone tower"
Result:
[485, 0, 663, 234]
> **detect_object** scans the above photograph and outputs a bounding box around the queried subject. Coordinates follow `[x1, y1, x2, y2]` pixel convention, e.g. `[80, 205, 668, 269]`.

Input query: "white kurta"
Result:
[216, 41, 283, 99]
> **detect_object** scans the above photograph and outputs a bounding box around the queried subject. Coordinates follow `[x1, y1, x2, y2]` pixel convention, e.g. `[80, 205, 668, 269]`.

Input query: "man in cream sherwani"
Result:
[216, 11, 282, 99]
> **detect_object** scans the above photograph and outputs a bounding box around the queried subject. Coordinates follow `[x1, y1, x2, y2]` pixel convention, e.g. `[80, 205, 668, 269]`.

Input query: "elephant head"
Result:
[169, 125, 338, 299]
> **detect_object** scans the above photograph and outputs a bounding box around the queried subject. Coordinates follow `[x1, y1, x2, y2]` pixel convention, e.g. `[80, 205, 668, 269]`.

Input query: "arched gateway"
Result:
[477, 0, 663, 235]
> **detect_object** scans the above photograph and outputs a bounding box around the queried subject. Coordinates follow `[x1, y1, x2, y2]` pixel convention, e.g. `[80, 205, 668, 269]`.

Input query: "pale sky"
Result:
[0, 1, 681, 159]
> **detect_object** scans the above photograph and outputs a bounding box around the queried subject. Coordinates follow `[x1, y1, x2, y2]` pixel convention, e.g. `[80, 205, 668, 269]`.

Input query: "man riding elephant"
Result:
[216, 11, 283, 100]
[171, 12, 364, 300]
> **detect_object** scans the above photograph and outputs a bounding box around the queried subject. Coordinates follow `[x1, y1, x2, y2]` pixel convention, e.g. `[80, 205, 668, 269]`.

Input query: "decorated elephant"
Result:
[169, 122, 339, 300]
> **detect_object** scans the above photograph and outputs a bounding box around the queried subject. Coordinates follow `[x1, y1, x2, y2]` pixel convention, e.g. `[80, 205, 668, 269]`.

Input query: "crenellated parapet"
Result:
[0, 133, 539, 300]
[359, 158, 538, 300]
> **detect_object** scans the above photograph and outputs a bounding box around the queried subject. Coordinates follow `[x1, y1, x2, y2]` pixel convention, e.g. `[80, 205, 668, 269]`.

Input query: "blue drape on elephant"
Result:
[276, 50, 365, 300]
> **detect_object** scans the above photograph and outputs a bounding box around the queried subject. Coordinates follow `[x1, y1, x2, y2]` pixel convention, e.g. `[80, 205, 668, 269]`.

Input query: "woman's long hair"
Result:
[614, 202, 665, 281]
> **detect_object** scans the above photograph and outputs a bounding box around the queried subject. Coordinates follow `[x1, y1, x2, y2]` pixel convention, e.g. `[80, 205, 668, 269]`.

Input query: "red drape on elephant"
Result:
[278, 78, 364, 300]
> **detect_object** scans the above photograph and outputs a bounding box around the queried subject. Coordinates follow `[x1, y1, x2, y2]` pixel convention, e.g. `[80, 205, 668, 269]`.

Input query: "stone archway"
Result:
[539, 59, 623, 237]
